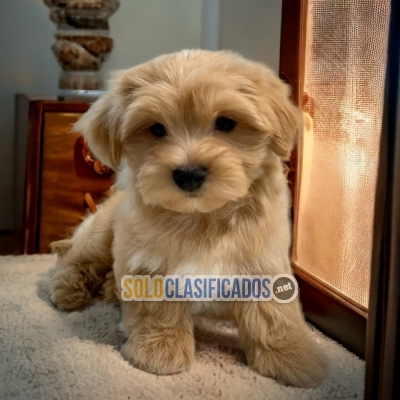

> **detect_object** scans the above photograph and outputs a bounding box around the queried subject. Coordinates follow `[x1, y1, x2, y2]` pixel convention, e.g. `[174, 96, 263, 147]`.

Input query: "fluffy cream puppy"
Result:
[49, 50, 328, 387]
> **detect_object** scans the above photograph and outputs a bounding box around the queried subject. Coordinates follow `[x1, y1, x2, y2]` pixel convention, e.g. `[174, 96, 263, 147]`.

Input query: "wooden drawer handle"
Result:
[80, 136, 113, 175]
[84, 193, 97, 213]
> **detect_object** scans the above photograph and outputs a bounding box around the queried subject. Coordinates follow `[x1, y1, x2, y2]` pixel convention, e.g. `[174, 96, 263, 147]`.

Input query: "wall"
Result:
[219, 0, 282, 72]
[0, 0, 56, 231]
[107, 0, 202, 71]
[0, 0, 282, 231]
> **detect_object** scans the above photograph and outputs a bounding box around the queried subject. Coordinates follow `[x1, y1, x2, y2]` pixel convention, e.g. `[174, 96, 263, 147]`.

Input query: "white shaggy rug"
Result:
[0, 255, 365, 400]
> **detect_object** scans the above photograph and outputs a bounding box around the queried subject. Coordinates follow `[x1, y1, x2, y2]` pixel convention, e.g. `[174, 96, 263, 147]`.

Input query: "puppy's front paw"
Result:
[49, 268, 92, 311]
[49, 239, 73, 257]
[247, 338, 328, 388]
[121, 329, 195, 375]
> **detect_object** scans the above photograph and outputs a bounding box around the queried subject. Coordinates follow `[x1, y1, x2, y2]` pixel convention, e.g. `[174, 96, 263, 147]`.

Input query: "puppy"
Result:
[49, 50, 328, 387]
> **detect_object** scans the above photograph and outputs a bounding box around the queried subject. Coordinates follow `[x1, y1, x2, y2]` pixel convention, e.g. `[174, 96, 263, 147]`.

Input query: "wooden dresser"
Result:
[15, 95, 114, 254]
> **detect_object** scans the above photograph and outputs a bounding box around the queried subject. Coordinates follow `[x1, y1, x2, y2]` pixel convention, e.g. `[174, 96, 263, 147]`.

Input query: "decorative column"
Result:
[44, 0, 119, 95]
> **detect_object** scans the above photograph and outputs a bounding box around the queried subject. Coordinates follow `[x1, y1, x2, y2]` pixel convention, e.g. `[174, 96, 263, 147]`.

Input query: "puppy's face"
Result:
[75, 50, 302, 213]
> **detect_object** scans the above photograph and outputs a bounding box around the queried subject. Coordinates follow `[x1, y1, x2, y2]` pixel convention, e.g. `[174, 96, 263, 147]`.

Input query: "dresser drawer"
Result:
[19, 98, 113, 254]
[38, 112, 112, 253]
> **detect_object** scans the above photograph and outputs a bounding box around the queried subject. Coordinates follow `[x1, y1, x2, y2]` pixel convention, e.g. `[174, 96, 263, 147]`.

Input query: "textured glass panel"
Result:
[292, 0, 391, 308]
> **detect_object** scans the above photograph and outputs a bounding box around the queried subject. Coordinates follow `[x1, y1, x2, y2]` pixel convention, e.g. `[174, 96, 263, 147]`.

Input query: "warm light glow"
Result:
[292, 0, 391, 309]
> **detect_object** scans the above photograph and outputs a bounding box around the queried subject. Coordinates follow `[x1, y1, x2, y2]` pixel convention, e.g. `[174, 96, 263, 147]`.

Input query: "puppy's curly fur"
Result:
[49, 50, 328, 387]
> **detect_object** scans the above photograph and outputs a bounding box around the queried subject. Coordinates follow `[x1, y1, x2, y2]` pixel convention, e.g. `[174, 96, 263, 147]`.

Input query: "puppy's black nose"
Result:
[172, 167, 207, 192]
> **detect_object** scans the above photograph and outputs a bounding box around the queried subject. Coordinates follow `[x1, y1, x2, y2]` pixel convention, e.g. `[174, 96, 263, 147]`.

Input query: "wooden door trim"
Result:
[295, 270, 367, 358]
[279, 0, 308, 106]
[293, 263, 368, 318]
[365, 0, 400, 397]
[23, 100, 44, 254]
[279, 0, 308, 204]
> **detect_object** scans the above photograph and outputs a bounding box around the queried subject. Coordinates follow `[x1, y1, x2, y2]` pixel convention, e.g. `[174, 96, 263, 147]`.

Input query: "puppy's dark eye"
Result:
[215, 117, 236, 133]
[149, 123, 167, 138]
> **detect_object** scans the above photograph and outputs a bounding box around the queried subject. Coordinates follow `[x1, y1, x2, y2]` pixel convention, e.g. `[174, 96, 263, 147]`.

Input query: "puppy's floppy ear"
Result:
[258, 71, 303, 160]
[269, 85, 303, 160]
[73, 71, 129, 170]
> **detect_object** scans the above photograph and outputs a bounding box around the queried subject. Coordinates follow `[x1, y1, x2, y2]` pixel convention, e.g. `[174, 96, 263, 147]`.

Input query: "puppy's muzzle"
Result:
[172, 166, 207, 192]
